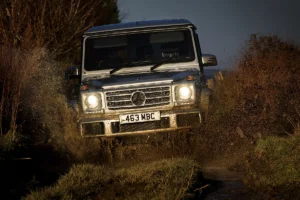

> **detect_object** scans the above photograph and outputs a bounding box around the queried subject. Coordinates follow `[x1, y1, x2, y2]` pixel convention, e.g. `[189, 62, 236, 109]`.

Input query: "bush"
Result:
[191, 34, 300, 166]
[208, 35, 300, 140]
[0, 0, 121, 158]
[18, 47, 103, 159]
[0, 44, 41, 151]
[25, 158, 200, 200]
[0, 44, 101, 160]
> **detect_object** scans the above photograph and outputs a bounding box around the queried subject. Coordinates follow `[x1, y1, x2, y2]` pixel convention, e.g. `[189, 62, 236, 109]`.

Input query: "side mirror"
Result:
[202, 54, 218, 67]
[65, 65, 80, 80]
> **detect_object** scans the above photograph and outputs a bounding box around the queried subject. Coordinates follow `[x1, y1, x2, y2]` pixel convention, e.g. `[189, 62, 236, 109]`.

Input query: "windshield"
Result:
[84, 29, 195, 71]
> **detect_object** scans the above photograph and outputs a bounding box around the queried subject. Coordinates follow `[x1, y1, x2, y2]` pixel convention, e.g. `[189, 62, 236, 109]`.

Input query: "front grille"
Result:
[111, 117, 170, 133]
[106, 86, 171, 110]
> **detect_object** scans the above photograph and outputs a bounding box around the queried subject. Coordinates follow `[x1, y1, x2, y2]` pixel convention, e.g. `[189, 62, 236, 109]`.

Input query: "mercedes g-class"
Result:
[65, 19, 217, 137]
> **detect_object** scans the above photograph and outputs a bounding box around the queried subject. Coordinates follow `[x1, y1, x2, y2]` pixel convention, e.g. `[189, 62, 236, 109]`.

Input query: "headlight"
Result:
[174, 84, 195, 104]
[85, 94, 100, 109]
[178, 86, 192, 100]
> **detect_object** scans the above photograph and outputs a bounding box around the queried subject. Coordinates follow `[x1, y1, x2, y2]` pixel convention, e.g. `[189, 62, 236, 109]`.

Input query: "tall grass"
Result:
[25, 158, 200, 200]
[0, 44, 40, 150]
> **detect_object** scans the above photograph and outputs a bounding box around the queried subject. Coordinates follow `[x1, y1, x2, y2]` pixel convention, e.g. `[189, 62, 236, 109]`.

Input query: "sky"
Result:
[118, 0, 300, 69]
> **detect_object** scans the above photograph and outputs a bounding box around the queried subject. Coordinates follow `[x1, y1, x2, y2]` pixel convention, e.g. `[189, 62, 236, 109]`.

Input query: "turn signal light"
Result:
[186, 76, 195, 81]
[81, 85, 89, 91]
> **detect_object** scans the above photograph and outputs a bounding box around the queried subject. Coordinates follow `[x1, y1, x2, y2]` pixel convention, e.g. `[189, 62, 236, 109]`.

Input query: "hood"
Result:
[82, 70, 199, 90]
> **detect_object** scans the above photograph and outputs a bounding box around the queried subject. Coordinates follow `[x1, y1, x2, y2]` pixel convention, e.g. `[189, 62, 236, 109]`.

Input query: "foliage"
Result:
[0, 0, 120, 155]
[244, 93, 300, 189]
[208, 35, 300, 140]
[0, 45, 41, 147]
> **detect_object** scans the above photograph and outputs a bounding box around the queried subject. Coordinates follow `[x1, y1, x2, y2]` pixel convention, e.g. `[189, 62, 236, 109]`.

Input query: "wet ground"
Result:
[0, 143, 289, 200]
[203, 180, 257, 200]
[0, 146, 71, 200]
[1, 157, 258, 200]
[199, 165, 258, 200]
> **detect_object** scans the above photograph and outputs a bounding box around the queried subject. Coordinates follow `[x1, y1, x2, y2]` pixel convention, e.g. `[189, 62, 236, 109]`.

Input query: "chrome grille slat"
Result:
[107, 94, 132, 97]
[108, 99, 131, 103]
[146, 95, 170, 99]
[107, 95, 170, 103]
[108, 102, 170, 110]
[106, 86, 171, 110]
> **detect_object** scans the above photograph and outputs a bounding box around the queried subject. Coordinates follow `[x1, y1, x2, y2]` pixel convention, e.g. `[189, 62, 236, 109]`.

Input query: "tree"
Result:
[0, 0, 120, 59]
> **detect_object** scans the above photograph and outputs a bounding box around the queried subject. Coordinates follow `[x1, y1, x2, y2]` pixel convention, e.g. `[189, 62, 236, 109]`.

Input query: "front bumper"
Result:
[80, 108, 202, 137]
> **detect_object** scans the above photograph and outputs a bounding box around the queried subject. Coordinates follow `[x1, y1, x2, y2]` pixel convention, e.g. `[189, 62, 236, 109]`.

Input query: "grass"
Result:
[244, 103, 300, 189]
[243, 135, 300, 200]
[25, 158, 201, 200]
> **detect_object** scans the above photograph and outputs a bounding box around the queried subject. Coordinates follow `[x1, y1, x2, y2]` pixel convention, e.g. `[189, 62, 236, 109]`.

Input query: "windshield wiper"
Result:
[109, 67, 123, 75]
[109, 62, 133, 75]
[150, 57, 180, 72]
[110, 60, 153, 74]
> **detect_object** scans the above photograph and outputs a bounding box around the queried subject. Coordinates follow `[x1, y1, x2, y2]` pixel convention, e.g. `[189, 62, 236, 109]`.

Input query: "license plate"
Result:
[119, 111, 161, 124]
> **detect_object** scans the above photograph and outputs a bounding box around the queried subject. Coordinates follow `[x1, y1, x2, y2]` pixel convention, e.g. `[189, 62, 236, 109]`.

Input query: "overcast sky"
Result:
[118, 0, 300, 69]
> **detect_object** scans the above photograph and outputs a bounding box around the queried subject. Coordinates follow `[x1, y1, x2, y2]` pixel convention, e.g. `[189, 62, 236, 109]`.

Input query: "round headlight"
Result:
[178, 86, 192, 100]
[85, 94, 100, 109]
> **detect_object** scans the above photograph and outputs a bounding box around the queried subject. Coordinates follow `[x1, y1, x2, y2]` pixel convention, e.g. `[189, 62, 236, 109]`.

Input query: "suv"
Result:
[66, 19, 217, 138]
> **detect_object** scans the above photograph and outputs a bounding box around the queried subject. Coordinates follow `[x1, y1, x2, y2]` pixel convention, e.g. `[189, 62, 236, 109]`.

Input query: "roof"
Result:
[85, 19, 194, 34]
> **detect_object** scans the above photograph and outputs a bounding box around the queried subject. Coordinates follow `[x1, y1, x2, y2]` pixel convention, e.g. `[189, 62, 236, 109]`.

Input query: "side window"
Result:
[194, 32, 203, 73]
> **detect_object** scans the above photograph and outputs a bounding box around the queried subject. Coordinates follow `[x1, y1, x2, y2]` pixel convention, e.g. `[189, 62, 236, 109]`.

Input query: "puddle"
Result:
[199, 167, 262, 200]
[202, 180, 256, 200]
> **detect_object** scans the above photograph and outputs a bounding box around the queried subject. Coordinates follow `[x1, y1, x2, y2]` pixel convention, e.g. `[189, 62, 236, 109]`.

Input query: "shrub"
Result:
[0, 44, 100, 159]
[0, 0, 121, 157]
[0, 44, 41, 151]
[209, 35, 300, 139]
[18, 48, 102, 159]
[192, 34, 300, 165]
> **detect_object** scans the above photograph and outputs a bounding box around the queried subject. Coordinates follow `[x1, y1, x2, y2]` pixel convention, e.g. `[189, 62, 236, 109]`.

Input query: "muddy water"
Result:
[200, 166, 262, 200]
[203, 180, 255, 200]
